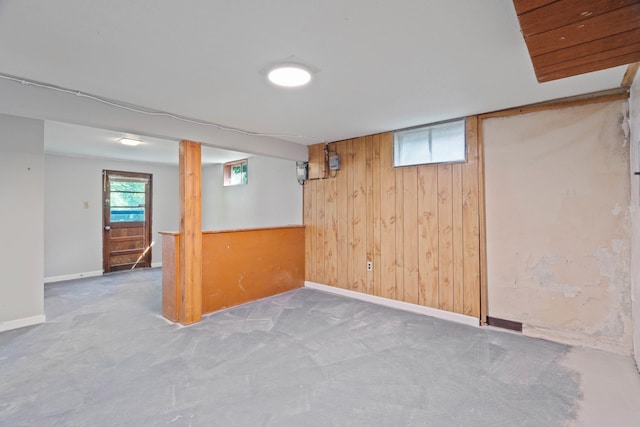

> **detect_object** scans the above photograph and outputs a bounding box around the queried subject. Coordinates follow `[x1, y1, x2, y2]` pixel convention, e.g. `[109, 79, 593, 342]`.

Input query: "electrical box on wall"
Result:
[329, 154, 341, 171]
[296, 161, 308, 185]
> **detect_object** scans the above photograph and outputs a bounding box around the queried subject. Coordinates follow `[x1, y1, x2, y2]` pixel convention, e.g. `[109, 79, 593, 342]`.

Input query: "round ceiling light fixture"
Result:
[267, 64, 312, 88]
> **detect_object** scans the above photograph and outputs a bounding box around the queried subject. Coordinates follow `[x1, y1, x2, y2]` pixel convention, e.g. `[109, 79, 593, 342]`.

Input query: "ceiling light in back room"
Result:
[267, 64, 312, 88]
[119, 137, 142, 146]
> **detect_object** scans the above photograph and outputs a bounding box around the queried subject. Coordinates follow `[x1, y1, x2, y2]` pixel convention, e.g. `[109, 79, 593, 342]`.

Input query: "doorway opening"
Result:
[102, 170, 153, 273]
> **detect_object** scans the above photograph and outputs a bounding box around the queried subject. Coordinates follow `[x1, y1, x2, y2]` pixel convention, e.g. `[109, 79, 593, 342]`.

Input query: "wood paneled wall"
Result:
[160, 226, 304, 323]
[304, 117, 483, 318]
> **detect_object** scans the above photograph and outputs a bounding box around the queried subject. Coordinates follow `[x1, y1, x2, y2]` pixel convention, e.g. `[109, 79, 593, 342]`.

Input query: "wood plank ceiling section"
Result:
[513, 0, 640, 82]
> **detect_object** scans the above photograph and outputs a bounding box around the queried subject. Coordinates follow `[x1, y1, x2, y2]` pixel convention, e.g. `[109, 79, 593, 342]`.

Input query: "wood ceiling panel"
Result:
[531, 28, 640, 69]
[518, 0, 637, 36]
[513, 0, 640, 82]
[537, 49, 640, 82]
[513, 0, 558, 15]
[524, 5, 640, 57]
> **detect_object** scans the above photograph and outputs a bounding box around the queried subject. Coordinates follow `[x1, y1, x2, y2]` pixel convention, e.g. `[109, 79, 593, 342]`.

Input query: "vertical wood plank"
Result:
[365, 135, 375, 295]
[325, 151, 338, 286]
[372, 134, 382, 297]
[395, 166, 405, 301]
[308, 179, 318, 282]
[403, 167, 419, 304]
[346, 139, 355, 291]
[315, 178, 325, 283]
[463, 116, 481, 318]
[303, 180, 313, 281]
[452, 163, 464, 314]
[352, 137, 367, 292]
[379, 133, 397, 300]
[417, 165, 439, 308]
[437, 164, 454, 312]
[477, 118, 488, 323]
[336, 140, 349, 289]
[308, 143, 326, 180]
[178, 140, 202, 325]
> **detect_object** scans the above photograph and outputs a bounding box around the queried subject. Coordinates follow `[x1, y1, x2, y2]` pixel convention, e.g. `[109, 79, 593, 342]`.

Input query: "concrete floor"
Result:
[1, 268, 639, 426]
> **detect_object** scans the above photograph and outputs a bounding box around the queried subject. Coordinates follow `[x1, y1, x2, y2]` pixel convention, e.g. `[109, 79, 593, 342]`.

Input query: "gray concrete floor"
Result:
[1, 268, 639, 426]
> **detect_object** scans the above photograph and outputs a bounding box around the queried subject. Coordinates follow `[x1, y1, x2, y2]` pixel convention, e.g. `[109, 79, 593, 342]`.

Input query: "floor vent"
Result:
[487, 316, 523, 332]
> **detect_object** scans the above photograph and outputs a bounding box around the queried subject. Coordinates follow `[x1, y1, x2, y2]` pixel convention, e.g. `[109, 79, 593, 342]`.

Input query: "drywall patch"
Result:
[531, 254, 581, 298]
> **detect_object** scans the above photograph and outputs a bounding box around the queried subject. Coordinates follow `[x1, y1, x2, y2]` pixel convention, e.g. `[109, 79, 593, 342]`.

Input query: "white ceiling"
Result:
[44, 121, 250, 165]
[0, 1, 629, 162]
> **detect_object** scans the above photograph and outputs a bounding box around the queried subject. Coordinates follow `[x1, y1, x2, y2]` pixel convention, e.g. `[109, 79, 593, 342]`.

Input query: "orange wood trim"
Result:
[201, 226, 305, 314]
[179, 140, 202, 325]
[202, 225, 305, 234]
[478, 91, 629, 120]
[622, 62, 640, 87]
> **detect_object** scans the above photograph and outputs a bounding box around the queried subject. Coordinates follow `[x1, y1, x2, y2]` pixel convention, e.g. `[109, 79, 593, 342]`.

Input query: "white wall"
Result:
[0, 114, 45, 330]
[44, 154, 179, 279]
[484, 100, 632, 355]
[630, 76, 640, 366]
[202, 156, 302, 230]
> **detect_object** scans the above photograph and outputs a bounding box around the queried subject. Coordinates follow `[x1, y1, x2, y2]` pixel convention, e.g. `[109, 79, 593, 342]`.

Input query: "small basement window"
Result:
[394, 118, 466, 167]
[223, 159, 248, 186]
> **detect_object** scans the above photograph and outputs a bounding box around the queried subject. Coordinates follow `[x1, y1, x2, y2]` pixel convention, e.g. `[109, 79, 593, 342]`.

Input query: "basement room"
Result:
[1, 1, 640, 425]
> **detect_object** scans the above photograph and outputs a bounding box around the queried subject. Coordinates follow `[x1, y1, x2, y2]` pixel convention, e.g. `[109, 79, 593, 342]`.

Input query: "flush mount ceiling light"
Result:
[267, 64, 312, 88]
[119, 137, 143, 146]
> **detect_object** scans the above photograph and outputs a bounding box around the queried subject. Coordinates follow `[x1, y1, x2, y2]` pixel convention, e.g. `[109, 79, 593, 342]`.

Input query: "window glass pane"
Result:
[394, 119, 466, 167]
[110, 188, 145, 222]
[110, 181, 145, 192]
[429, 120, 466, 163]
[110, 191, 145, 207]
[111, 208, 145, 222]
[224, 160, 248, 186]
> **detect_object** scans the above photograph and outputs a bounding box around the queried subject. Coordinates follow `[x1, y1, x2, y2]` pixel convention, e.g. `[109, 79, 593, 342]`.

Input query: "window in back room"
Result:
[223, 159, 248, 186]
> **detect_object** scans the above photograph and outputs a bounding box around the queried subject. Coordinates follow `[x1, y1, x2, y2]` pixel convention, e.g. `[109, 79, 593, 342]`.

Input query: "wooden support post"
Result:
[179, 140, 202, 325]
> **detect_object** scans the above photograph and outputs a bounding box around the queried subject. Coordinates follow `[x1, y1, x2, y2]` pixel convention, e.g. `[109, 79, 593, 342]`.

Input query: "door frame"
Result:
[102, 170, 153, 273]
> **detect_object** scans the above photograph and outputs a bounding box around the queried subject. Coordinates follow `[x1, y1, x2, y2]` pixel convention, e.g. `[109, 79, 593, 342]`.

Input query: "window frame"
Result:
[393, 118, 467, 168]
[223, 159, 248, 186]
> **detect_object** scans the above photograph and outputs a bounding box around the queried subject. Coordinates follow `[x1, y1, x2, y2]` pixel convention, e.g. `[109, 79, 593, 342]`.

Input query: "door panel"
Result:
[103, 170, 153, 273]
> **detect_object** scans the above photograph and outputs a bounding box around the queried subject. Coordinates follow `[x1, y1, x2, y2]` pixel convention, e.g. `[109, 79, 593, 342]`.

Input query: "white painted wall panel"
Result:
[202, 156, 302, 230]
[44, 155, 179, 278]
[0, 114, 45, 326]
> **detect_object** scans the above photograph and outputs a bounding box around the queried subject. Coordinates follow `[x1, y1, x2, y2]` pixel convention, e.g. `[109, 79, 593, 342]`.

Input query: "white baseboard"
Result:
[304, 281, 479, 328]
[151, 262, 162, 268]
[0, 314, 46, 332]
[44, 270, 103, 284]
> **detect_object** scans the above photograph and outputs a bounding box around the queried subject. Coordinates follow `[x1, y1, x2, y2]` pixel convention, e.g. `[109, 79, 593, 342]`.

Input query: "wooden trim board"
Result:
[479, 91, 629, 119]
[0, 314, 46, 332]
[44, 270, 103, 284]
[487, 316, 523, 332]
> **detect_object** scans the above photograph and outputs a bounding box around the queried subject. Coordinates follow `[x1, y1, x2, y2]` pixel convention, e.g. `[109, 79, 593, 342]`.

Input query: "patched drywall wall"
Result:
[630, 76, 640, 367]
[484, 100, 632, 355]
